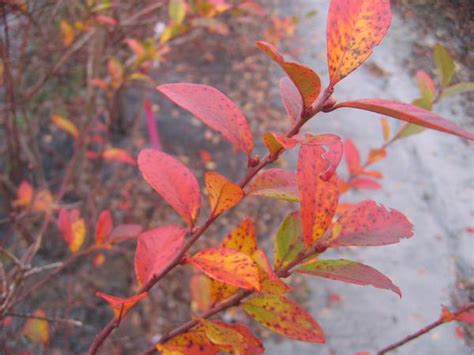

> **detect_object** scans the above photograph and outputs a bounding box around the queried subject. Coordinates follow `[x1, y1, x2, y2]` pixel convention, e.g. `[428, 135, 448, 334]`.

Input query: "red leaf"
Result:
[304, 134, 343, 181]
[279, 77, 302, 122]
[344, 139, 361, 174]
[335, 99, 474, 140]
[57, 209, 85, 253]
[134, 226, 186, 286]
[457, 311, 474, 325]
[138, 149, 201, 226]
[296, 259, 401, 296]
[257, 41, 321, 109]
[330, 200, 413, 246]
[351, 177, 382, 190]
[96, 292, 148, 320]
[246, 168, 299, 202]
[108, 224, 143, 244]
[143, 96, 161, 150]
[298, 144, 339, 247]
[95, 210, 113, 245]
[188, 247, 261, 291]
[157, 83, 254, 154]
[327, 0, 392, 86]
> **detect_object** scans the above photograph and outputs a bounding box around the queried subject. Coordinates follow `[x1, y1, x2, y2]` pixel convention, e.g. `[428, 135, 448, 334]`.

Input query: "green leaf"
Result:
[442, 82, 474, 98]
[169, 0, 186, 25]
[433, 43, 455, 87]
[397, 123, 425, 140]
[296, 259, 401, 296]
[273, 211, 305, 270]
[242, 293, 324, 343]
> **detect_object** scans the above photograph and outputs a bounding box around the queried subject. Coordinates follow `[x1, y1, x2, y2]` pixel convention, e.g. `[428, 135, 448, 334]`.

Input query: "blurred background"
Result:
[0, 0, 472, 354]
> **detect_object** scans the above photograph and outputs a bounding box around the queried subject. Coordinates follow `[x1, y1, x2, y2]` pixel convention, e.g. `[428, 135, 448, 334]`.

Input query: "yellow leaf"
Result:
[22, 309, 49, 345]
[107, 58, 124, 89]
[51, 114, 79, 139]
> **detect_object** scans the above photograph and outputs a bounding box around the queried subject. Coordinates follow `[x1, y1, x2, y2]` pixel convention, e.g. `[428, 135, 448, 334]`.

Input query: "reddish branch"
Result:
[87, 88, 335, 354]
[377, 303, 474, 355]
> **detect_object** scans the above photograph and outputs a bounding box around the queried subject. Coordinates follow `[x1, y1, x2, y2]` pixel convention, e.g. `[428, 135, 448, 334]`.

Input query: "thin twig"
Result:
[5, 311, 83, 327]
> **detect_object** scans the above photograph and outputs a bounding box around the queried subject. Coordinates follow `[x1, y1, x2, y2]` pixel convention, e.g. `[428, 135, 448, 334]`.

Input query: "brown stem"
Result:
[377, 303, 474, 354]
[88, 85, 334, 354]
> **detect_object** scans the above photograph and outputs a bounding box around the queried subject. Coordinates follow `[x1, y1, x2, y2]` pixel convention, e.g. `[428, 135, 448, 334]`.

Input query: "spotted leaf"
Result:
[138, 149, 201, 226]
[157, 83, 254, 154]
[252, 249, 290, 295]
[274, 211, 305, 269]
[327, 0, 391, 85]
[243, 293, 325, 343]
[297, 144, 339, 247]
[134, 225, 186, 286]
[156, 325, 219, 354]
[257, 41, 321, 109]
[246, 168, 299, 202]
[334, 99, 474, 140]
[204, 172, 243, 217]
[296, 259, 401, 296]
[188, 247, 261, 292]
[97, 292, 148, 320]
[330, 200, 413, 246]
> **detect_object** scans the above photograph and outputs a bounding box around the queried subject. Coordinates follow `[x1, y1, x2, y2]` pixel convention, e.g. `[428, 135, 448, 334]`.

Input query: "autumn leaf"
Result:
[107, 58, 124, 89]
[442, 82, 474, 98]
[32, 190, 54, 214]
[188, 247, 261, 291]
[97, 292, 148, 320]
[138, 149, 201, 226]
[51, 114, 79, 139]
[169, 0, 186, 25]
[157, 83, 254, 154]
[58, 208, 86, 253]
[243, 293, 325, 343]
[201, 319, 264, 354]
[330, 200, 413, 246]
[415, 70, 436, 101]
[108, 224, 143, 244]
[297, 144, 339, 247]
[59, 20, 75, 46]
[367, 148, 387, 164]
[257, 41, 321, 109]
[156, 325, 219, 354]
[95, 210, 113, 245]
[252, 249, 290, 295]
[210, 219, 258, 304]
[204, 172, 243, 216]
[304, 134, 343, 181]
[274, 211, 305, 270]
[381, 118, 391, 142]
[22, 309, 49, 345]
[134, 225, 186, 286]
[125, 38, 145, 59]
[296, 259, 401, 296]
[280, 76, 302, 122]
[334, 99, 474, 140]
[344, 139, 361, 174]
[13, 180, 33, 207]
[246, 168, 299, 202]
[262, 132, 299, 157]
[103, 148, 136, 165]
[326, 0, 391, 86]
[350, 177, 382, 190]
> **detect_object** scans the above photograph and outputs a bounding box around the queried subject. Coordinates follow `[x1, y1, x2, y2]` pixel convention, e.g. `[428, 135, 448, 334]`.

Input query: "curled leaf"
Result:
[97, 292, 148, 320]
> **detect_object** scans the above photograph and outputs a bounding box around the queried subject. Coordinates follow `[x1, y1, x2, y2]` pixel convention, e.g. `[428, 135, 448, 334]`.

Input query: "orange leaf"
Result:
[58, 209, 85, 253]
[252, 249, 290, 295]
[204, 172, 243, 216]
[13, 180, 33, 207]
[190, 274, 212, 313]
[367, 148, 387, 164]
[125, 38, 145, 59]
[243, 293, 324, 342]
[188, 247, 261, 291]
[257, 41, 321, 109]
[95, 210, 113, 245]
[297, 144, 339, 247]
[107, 58, 124, 89]
[22, 309, 49, 345]
[157, 325, 219, 354]
[157, 83, 254, 155]
[97, 292, 148, 320]
[327, 0, 392, 86]
[330, 200, 413, 246]
[32, 190, 54, 213]
[210, 219, 258, 304]
[103, 148, 136, 165]
[351, 177, 382, 190]
[138, 149, 201, 226]
[51, 114, 79, 139]
[59, 20, 75, 46]
[381, 118, 391, 142]
[335, 99, 474, 140]
[135, 226, 186, 286]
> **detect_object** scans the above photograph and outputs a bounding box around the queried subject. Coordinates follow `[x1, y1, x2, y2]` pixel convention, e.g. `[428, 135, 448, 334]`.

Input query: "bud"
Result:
[248, 155, 260, 168]
[321, 96, 337, 112]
